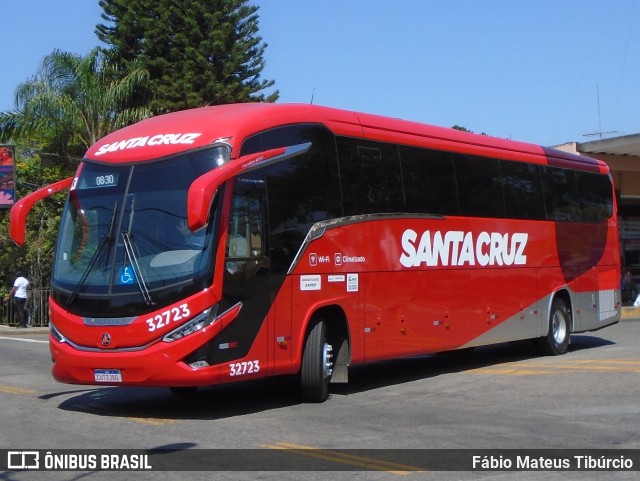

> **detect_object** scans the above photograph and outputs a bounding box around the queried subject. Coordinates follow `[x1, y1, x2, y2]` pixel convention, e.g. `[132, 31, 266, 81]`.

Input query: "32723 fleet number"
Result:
[145, 304, 191, 332]
[229, 360, 260, 377]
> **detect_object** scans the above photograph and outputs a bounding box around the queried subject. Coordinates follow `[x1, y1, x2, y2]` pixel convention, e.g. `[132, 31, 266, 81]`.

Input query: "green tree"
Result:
[97, 0, 279, 113]
[0, 48, 151, 164]
[0, 48, 150, 294]
[0, 151, 68, 295]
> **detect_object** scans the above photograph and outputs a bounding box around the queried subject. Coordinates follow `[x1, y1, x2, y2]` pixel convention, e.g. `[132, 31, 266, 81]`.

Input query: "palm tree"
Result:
[0, 48, 151, 162]
[0, 48, 151, 296]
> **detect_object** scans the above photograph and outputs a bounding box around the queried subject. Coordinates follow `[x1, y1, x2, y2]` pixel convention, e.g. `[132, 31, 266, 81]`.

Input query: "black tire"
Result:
[300, 320, 333, 403]
[538, 298, 571, 356]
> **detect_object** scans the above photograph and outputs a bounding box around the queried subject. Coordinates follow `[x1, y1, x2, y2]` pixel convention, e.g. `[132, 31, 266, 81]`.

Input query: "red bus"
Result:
[10, 103, 620, 402]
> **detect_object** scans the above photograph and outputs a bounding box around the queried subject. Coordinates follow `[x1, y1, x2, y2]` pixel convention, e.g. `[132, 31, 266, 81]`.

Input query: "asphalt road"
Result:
[0, 317, 639, 481]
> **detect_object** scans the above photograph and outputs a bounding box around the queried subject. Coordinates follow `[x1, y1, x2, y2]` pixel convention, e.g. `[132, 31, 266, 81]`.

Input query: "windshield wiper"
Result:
[67, 202, 119, 306]
[121, 231, 154, 306]
[103, 201, 119, 268]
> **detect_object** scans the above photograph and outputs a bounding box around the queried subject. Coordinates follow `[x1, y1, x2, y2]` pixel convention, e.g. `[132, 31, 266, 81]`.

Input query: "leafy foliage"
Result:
[0, 151, 69, 292]
[1, 1, 279, 293]
[97, 0, 279, 113]
[0, 48, 150, 291]
[0, 48, 151, 163]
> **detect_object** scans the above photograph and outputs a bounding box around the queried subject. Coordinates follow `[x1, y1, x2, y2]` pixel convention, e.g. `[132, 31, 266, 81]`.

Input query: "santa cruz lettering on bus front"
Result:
[399, 229, 528, 268]
[94, 132, 202, 156]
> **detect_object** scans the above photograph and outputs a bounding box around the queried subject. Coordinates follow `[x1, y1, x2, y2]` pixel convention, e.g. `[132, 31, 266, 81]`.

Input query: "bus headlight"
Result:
[50, 322, 67, 343]
[162, 305, 219, 343]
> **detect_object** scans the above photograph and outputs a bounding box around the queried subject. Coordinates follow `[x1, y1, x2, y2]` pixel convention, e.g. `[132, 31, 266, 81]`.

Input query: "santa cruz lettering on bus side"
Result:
[399, 229, 528, 268]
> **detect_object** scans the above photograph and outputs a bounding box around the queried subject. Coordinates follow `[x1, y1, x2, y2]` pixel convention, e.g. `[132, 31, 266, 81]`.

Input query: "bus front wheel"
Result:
[538, 298, 571, 356]
[300, 319, 334, 403]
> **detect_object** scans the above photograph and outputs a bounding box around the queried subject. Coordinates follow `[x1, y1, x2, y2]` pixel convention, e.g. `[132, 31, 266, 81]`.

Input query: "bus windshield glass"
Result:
[52, 146, 227, 314]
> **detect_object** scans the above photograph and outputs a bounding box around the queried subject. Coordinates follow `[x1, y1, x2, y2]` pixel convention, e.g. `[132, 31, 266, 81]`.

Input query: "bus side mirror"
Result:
[187, 142, 311, 231]
[10, 177, 74, 246]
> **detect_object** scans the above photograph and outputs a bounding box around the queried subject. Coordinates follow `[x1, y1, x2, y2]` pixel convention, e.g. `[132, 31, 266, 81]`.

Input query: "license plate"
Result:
[94, 369, 122, 383]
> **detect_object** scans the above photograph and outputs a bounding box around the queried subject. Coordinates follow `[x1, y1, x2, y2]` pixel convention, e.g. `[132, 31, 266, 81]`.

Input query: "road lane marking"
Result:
[570, 359, 640, 365]
[69, 401, 177, 425]
[261, 442, 425, 474]
[471, 359, 640, 375]
[0, 336, 48, 343]
[0, 384, 38, 395]
[471, 368, 558, 375]
[127, 417, 176, 426]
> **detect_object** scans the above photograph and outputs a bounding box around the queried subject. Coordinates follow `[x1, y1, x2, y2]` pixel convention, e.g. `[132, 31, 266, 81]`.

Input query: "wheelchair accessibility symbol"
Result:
[118, 266, 135, 285]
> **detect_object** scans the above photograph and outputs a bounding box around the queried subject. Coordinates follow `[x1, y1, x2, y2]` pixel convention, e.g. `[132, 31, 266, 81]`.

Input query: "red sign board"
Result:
[0, 145, 15, 207]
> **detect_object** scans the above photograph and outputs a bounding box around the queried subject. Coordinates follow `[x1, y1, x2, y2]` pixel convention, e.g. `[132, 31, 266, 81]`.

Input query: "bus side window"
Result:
[226, 194, 251, 276]
[576, 171, 613, 222]
[337, 137, 404, 215]
[227, 195, 255, 259]
[225, 176, 268, 278]
[501, 161, 545, 220]
[399, 145, 458, 215]
[542, 166, 580, 222]
[228, 232, 249, 257]
[454, 154, 505, 218]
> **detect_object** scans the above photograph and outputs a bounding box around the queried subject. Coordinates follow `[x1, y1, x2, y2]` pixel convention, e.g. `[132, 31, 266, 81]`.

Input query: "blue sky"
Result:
[2, 1, 639, 147]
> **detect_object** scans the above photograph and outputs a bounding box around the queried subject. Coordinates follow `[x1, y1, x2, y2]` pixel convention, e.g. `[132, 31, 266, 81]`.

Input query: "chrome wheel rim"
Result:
[552, 310, 567, 344]
[322, 342, 334, 379]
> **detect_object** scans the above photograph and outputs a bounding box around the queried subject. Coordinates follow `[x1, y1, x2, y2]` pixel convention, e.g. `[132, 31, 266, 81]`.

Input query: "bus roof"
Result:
[84, 103, 608, 173]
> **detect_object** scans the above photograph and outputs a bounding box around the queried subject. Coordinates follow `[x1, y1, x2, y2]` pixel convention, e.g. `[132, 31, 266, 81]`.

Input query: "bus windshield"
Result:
[52, 146, 227, 316]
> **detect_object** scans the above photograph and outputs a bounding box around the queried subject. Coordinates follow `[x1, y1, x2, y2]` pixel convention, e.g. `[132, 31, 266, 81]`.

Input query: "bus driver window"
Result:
[228, 232, 249, 257]
[225, 186, 267, 278]
[226, 194, 252, 276]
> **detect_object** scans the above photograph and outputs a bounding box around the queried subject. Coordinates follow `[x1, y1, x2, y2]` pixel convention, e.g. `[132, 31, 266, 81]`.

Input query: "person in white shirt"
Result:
[5, 272, 29, 328]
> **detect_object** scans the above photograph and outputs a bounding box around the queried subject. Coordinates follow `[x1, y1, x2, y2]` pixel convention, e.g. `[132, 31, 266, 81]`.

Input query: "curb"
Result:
[621, 307, 640, 319]
[0, 325, 49, 335]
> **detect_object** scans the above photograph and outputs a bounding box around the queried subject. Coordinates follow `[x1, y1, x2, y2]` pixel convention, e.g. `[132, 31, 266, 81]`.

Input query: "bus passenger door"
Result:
[218, 177, 273, 370]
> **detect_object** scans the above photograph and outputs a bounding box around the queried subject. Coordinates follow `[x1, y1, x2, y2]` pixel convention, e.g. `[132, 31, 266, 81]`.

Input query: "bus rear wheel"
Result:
[538, 298, 571, 355]
[300, 319, 334, 403]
